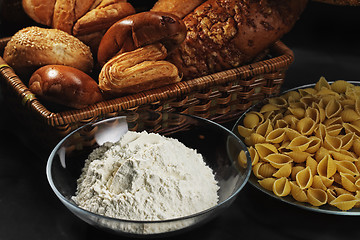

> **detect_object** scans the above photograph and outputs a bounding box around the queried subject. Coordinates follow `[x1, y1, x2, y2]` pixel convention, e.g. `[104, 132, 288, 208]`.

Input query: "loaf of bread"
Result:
[22, 0, 136, 53]
[29, 65, 103, 109]
[3, 26, 94, 76]
[166, 0, 308, 80]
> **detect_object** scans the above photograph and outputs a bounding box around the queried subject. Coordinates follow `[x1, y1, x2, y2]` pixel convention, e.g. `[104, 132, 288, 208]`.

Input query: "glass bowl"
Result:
[46, 111, 251, 237]
[231, 81, 360, 216]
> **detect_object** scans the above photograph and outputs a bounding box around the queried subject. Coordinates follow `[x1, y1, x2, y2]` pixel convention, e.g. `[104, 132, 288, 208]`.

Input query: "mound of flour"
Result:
[72, 131, 219, 222]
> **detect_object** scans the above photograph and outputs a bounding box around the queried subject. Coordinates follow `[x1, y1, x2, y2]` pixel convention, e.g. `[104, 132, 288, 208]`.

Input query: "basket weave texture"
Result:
[0, 37, 294, 155]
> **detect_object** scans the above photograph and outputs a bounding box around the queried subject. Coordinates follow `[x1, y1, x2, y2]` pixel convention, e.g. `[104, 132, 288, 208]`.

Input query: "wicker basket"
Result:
[0, 37, 294, 157]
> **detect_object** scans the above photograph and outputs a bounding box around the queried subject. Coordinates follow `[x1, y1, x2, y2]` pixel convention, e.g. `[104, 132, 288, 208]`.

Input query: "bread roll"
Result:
[29, 65, 103, 109]
[167, 0, 308, 80]
[97, 11, 186, 66]
[99, 43, 181, 95]
[3, 26, 94, 75]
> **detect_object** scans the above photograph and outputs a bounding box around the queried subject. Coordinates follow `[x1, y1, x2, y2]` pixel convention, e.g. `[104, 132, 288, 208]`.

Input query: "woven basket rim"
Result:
[0, 38, 293, 127]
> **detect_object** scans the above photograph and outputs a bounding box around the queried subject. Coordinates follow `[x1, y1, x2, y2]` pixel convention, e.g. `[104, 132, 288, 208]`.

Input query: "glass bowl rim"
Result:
[46, 112, 252, 224]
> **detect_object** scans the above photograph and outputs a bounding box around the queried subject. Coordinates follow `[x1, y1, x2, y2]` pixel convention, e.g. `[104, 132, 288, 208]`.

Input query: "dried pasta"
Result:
[237, 78, 360, 211]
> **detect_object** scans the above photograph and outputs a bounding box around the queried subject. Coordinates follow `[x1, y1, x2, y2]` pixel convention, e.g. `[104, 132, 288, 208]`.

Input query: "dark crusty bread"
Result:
[167, 0, 308, 80]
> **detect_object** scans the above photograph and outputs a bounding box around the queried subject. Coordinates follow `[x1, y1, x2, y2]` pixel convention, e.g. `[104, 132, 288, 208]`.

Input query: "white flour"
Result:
[72, 131, 219, 224]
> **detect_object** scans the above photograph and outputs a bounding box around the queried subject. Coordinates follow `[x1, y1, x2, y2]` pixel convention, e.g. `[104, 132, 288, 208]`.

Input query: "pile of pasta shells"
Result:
[237, 77, 360, 211]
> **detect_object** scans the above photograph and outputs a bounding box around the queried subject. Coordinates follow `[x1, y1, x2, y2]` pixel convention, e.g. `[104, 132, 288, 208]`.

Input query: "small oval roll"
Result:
[3, 26, 94, 76]
[29, 65, 103, 109]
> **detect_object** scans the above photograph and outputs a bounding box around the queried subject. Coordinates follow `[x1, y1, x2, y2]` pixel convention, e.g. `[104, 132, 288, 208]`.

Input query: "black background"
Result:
[0, 1, 360, 240]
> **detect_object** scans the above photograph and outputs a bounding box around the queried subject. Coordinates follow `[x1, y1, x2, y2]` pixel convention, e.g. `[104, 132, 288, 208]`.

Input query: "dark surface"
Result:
[1, 1, 360, 240]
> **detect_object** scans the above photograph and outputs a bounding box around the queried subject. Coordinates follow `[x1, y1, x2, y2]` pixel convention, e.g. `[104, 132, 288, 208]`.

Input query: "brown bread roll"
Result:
[97, 11, 187, 66]
[99, 43, 181, 95]
[3, 26, 94, 76]
[312, 0, 360, 5]
[29, 65, 103, 109]
[166, 0, 308, 80]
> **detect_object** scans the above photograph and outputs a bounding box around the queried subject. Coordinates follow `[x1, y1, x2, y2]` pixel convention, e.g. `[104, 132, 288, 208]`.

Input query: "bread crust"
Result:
[151, 0, 206, 18]
[22, 0, 56, 26]
[3, 26, 94, 75]
[29, 65, 103, 109]
[167, 0, 308, 79]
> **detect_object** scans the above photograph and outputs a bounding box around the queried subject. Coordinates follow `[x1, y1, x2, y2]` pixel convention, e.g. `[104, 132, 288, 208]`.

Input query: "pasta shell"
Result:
[273, 163, 292, 178]
[355, 178, 360, 189]
[325, 99, 342, 119]
[250, 133, 266, 145]
[324, 116, 343, 127]
[315, 76, 331, 91]
[290, 181, 308, 202]
[331, 80, 351, 94]
[286, 151, 312, 164]
[268, 97, 288, 108]
[317, 154, 337, 178]
[265, 153, 293, 169]
[296, 166, 313, 190]
[283, 90, 301, 102]
[341, 132, 355, 151]
[273, 177, 291, 197]
[285, 128, 302, 141]
[291, 165, 305, 181]
[352, 138, 360, 157]
[330, 151, 357, 162]
[335, 160, 359, 177]
[274, 119, 288, 129]
[286, 136, 311, 152]
[306, 156, 318, 176]
[258, 178, 276, 191]
[316, 87, 340, 98]
[312, 175, 334, 190]
[315, 147, 330, 162]
[314, 123, 326, 141]
[355, 98, 360, 116]
[237, 125, 254, 138]
[296, 117, 316, 135]
[307, 188, 328, 207]
[299, 88, 317, 97]
[343, 122, 360, 136]
[341, 108, 360, 123]
[329, 185, 352, 196]
[323, 134, 342, 152]
[312, 102, 326, 123]
[253, 162, 277, 179]
[265, 128, 286, 144]
[300, 95, 318, 108]
[326, 188, 337, 203]
[351, 119, 360, 128]
[248, 146, 259, 166]
[325, 124, 343, 136]
[260, 103, 280, 113]
[254, 143, 278, 159]
[243, 112, 263, 129]
[288, 107, 305, 119]
[340, 173, 358, 192]
[238, 150, 249, 169]
[306, 136, 322, 154]
[305, 107, 320, 123]
[330, 194, 359, 211]
[255, 119, 273, 137]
